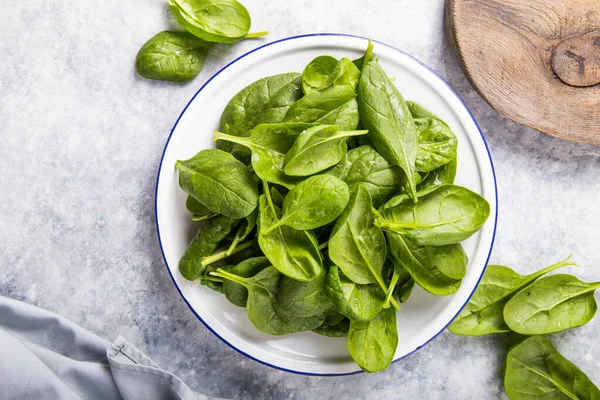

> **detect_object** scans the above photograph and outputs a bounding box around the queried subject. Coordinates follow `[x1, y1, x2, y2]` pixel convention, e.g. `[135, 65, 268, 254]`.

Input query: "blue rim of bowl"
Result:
[155, 32, 498, 377]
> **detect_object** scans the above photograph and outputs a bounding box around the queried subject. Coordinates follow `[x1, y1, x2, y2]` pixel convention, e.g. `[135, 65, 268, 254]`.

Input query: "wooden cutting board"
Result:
[445, 0, 600, 145]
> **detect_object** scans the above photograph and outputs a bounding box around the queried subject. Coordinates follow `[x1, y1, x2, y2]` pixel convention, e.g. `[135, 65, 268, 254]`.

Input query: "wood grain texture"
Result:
[445, 0, 600, 145]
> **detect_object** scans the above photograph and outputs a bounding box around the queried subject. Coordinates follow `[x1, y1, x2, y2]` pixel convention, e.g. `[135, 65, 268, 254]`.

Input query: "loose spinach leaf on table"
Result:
[283, 125, 368, 177]
[135, 31, 212, 82]
[448, 257, 575, 336]
[504, 273, 600, 335]
[214, 123, 314, 188]
[505, 336, 600, 400]
[348, 307, 398, 373]
[168, 0, 265, 44]
[176, 149, 258, 219]
[223, 256, 271, 307]
[302, 55, 338, 95]
[212, 266, 324, 335]
[276, 266, 334, 319]
[263, 175, 350, 233]
[327, 145, 406, 208]
[386, 232, 464, 296]
[178, 215, 240, 280]
[358, 58, 418, 200]
[414, 117, 458, 173]
[376, 184, 490, 246]
[326, 265, 385, 321]
[218, 73, 303, 162]
[257, 194, 323, 282]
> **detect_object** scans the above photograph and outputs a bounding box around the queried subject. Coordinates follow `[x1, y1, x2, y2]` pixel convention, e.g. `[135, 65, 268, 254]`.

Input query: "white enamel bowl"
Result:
[155, 34, 497, 375]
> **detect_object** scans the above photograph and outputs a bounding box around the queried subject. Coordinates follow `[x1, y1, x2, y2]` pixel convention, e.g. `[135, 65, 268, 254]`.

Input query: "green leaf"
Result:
[257, 194, 323, 282]
[218, 73, 303, 163]
[504, 274, 599, 335]
[175, 149, 258, 219]
[178, 215, 240, 280]
[264, 175, 350, 232]
[313, 318, 350, 337]
[212, 266, 324, 335]
[283, 125, 368, 177]
[223, 257, 271, 307]
[168, 0, 252, 43]
[326, 265, 385, 321]
[327, 145, 406, 208]
[414, 118, 458, 173]
[135, 31, 211, 82]
[214, 123, 314, 188]
[358, 59, 418, 200]
[376, 184, 490, 246]
[276, 266, 334, 318]
[302, 55, 338, 94]
[448, 257, 575, 336]
[329, 185, 387, 286]
[505, 336, 600, 400]
[386, 232, 464, 296]
[348, 307, 398, 373]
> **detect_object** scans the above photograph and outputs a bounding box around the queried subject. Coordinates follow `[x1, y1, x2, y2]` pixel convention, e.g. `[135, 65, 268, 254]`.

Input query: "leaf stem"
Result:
[318, 241, 329, 251]
[384, 267, 400, 308]
[201, 240, 253, 267]
[210, 268, 251, 288]
[245, 30, 269, 39]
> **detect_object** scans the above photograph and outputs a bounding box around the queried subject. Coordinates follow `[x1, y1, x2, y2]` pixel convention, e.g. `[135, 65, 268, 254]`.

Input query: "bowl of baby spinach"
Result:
[155, 33, 498, 375]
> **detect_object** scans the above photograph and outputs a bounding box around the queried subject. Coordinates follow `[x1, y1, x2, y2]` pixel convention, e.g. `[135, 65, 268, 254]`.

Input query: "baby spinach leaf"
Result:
[212, 266, 324, 335]
[505, 336, 600, 400]
[321, 310, 346, 326]
[348, 307, 398, 373]
[326, 265, 385, 321]
[219, 73, 303, 162]
[386, 232, 464, 296]
[283, 125, 368, 176]
[284, 85, 359, 131]
[176, 149, 258, 219]
[257, 194, 323, 282]
[185, 196, 216, 222]
[178, 215, 240, 280]
[135, 31, 212, 82]
[406, 100, 441, 120]
[504, 274, 600, 335]
[327, 145, 406, 207]
[276, 266, 334, 318]
[328, 185, 400, 309]
[358, 58, 418, 200]
[168, 0, 264, 44]
[264, 175, 350, 233]
[448, 257, 575, 336]
[414, 118, 458, 173]
[376, 184, 490, 246]
[302, 55, 338, 94]
[214, 123, 314, 188]
[313, 318, 350, 337]
[329, 184, 387, 286]
[416, 160, 457, 192]
[223, 256, 271, 307]
[285, 60, 360, 131]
